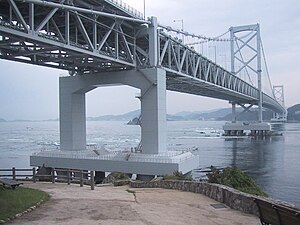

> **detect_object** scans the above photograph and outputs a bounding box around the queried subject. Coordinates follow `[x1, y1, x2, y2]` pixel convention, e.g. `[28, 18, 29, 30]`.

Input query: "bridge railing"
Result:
[105, 0, 144, 19]
[32, 149, 194, 164]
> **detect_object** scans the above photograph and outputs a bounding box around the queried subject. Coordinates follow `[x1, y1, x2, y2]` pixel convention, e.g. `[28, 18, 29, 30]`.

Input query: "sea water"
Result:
[0, 120, 299, 206]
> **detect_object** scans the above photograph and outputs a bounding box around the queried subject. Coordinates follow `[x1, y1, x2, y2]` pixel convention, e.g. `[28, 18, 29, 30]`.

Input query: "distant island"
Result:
[0, 118, 58, 123]
[126, 104, 300, 123]
[1, 104, 300, 122]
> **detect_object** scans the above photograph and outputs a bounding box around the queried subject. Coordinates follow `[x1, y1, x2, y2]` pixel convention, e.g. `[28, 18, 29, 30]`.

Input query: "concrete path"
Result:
[9, 182, 261, 225]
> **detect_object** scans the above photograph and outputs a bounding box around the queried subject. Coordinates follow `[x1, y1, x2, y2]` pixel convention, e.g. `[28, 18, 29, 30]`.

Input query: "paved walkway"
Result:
[9, 182, 261, 225]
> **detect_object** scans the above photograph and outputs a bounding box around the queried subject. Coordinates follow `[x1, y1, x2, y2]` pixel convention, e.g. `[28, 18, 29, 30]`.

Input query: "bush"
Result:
[163, 171, 193, 181]
[109, 172, 130, 180]
[207, 166, 267, 197]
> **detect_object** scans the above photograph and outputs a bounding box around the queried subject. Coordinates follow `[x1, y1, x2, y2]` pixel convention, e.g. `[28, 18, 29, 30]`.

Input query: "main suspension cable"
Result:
[260, 37, 274, 97]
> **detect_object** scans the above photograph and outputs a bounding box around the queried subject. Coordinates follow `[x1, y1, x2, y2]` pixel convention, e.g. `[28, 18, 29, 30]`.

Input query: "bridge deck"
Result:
[0, 0, 284, 113]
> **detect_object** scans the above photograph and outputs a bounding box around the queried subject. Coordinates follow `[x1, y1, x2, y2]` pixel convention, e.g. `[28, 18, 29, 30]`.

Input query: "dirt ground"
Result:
[8, 182, 261, 225]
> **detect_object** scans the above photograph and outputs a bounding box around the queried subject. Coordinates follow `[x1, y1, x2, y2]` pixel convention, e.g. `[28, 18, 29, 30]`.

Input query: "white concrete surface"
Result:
[223, 122, 271, 131]
[30, 151, 199, 175]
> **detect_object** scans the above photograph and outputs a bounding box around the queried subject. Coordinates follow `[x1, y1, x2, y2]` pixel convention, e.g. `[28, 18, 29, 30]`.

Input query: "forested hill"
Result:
[287, 104, 300, 121]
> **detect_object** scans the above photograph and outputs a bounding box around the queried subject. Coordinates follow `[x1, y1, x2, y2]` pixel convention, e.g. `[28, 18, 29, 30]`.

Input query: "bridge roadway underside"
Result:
[165, 72, 282, 113]
[166, 73, 253, 104]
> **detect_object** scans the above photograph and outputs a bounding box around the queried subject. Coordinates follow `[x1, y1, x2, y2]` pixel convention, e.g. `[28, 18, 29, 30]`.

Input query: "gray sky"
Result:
[0, 0, 299, 120]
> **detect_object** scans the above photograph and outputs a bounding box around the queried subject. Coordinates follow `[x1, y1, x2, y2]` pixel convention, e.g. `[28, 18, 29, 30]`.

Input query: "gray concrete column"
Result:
[140, 68, 167, 154]
[59, 78, 86, 151]
[148, 16, 158, 67]
[232, 102, 237, 123]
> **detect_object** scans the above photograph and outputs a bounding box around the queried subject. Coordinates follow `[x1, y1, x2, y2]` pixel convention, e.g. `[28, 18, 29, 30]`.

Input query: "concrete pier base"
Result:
[30, 151, 199, 176]
[223, 122, 272, 136]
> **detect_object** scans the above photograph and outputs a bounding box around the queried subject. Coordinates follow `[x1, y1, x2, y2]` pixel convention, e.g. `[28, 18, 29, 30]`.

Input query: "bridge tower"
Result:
[229, 24, 263, 122]
[271, 85, 287, 122]
[223, 24, 272, 136]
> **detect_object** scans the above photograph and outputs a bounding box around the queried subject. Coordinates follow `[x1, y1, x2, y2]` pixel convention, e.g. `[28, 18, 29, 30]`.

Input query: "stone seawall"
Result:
[130, 180, 295, 216]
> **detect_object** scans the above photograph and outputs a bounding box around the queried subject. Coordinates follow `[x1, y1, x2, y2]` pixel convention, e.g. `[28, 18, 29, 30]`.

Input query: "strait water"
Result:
[0, 121, 299, 206]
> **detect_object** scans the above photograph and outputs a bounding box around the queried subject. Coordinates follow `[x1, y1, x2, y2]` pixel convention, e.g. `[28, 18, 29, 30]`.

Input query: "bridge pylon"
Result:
[271, 85, 287, 122]
[229, 24, 263, 122]
[224, 24, 272, 136]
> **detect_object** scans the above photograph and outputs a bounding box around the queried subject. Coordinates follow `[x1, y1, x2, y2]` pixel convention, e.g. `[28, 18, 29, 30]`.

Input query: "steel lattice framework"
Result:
[0, 0, 285, 113]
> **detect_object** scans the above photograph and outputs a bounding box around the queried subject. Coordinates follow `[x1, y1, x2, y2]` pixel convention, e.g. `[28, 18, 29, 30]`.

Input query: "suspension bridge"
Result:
[0, 0, 287, 178]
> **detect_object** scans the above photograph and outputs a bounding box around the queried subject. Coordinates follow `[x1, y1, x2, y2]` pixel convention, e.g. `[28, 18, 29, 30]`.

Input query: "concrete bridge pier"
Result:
[59, 68, 167, 154]
[31, 68, 198, 176]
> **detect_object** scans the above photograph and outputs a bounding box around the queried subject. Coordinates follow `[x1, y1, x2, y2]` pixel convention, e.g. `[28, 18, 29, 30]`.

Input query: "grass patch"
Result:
[126, 189, 136, 194]
[207, 166, 268, 197]
[0, 186, 49, 220]
[109, 172, 130, 180]
[163, 171, 193, 181]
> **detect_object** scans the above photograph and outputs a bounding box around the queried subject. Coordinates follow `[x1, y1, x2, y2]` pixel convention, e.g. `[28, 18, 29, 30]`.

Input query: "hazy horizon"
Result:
[0, 106, 229, 121]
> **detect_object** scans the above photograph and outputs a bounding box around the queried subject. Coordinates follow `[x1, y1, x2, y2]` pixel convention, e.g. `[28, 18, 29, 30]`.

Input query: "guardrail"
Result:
[0, 167, 36, 180]
[105, 0, 144, 19]
[0, 167, 96, 190]
[33, 150, 194, 164]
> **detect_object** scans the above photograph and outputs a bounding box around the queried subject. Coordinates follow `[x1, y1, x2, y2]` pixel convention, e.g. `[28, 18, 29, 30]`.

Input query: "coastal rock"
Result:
[130, 180, 300, 216]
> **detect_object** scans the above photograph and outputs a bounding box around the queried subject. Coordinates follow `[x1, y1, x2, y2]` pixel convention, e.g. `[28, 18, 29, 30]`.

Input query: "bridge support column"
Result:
[231, 102, 237, 123]
[140, 68, 167, 154]
[59, 79, 87, 151]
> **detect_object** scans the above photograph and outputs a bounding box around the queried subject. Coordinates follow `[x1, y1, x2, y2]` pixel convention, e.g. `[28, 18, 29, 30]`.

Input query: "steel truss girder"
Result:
[232, 103, 256, 120]
[0, 0, 139, 74]
[158, 32, 283, 112]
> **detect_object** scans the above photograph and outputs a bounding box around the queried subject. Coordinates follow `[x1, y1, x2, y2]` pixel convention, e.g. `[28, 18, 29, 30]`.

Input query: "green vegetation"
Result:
[0, 186, 49, 220]
[207, 166, 267, 197]
[163, 171, 193, 181]
[108, 172, 130, 186]
[110, 172, 130, 180]
[126, 189, 136, 194]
